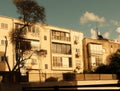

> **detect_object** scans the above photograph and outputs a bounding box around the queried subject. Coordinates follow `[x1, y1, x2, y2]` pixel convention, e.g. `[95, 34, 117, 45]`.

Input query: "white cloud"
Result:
[115, 27, 120, 33]
[103, 32, 110, 39]
[80, 11, 105, 24]
[110, 20, 120, 26]
[90, 28, 97, 39]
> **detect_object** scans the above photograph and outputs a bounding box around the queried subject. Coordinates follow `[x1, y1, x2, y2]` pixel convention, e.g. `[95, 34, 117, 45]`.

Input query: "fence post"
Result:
[84, 74, 85, 80]
[99, 73, 100, 80]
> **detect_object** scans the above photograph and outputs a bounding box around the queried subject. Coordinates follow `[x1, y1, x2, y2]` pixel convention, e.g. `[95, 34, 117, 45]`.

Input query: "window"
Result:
[65, 33, 70, 41]
[15, 23, 22, 29]
[61, 44, 66, 54]
[1, 23, 8, 29]
[75, 49, 80, 58]
[15, 23, 28, 35]
[53, 57, 62, 67]
[1, 40, 5, 45]
[76, 49, 80, 52]
[91, 55, 102, 69]
[61, 32, 65, 40]
[56, 44, 61, 53]
[95, 55, 102, 66]
[29, 26, 40, 37]
[52, 30, 71, 41]
[15, 24, 40, 36]
[52, 31, 56, 39]
[88, 44, 103, 54]
[45, 64, 48, 69]
[53, 56, 72, 68]
[44, 35, 47, 40]
[57, 57, 62, 67]
[52, 43, 56, 53]
[0, 40, 5, 45]
[53, 56, 57, 67]
[56, 31, 61, 40]
[31, 58, 37, 65]
[66, 45, 71, 54]
[31, 41, 40, 50]
[69, 58, 72, 67]
[52, 43, 71, 54]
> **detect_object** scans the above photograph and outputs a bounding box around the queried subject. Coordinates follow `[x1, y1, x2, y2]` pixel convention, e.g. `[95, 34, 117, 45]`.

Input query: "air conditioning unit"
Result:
[35, 49, 47, 56]
[74, 40, 79, 44]
[75, 53, 80, 58]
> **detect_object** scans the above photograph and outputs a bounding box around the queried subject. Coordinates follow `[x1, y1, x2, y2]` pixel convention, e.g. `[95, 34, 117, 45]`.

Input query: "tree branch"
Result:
[4, 36, 11, 71]
[12, 52, 33, 72]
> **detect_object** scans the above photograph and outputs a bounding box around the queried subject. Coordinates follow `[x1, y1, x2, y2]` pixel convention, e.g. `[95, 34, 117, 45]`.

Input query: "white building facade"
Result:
[0, 16, 84, 76]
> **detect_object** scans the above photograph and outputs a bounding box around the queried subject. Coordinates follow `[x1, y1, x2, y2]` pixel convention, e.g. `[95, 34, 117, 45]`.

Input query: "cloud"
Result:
[115, 27, 120, 33]
[103, 32, 110, 39]
[90, 28, 97, 39]
[80, 11, 105, 24]
[110, 20, 120, 26]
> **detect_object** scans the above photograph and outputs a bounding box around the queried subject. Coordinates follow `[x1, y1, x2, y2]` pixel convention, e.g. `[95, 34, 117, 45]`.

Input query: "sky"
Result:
[1, 0, 120, 41]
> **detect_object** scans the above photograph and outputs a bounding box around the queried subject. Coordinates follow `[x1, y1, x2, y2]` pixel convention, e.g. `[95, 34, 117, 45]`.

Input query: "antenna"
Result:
[95, 21, 99, 38]
[95, 21, 104, 40]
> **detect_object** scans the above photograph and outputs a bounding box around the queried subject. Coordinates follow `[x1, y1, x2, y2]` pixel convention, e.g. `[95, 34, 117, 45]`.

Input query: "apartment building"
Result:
[1, 15, 120, 82]
[0, 16, 14, 71]
[0, 16, 84, 77]
[83, 38, 120, 71]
